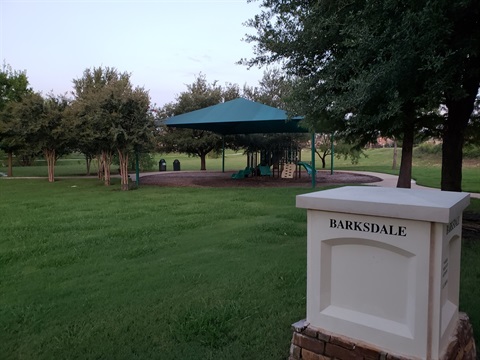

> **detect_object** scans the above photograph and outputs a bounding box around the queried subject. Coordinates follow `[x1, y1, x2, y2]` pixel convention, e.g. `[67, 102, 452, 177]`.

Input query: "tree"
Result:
[72, 66, 154, 190]
[438, 2, 480, 191]
[314, 134, 364, 169]
[158, 74, 240, 170]
[72, 67, 125, 185]
[0, 63, 31, 176]
[465, 96, 480, 146]
[108, 82, 153, 190]
[240, 68, 308, 160]
[242, 0, 479, 191]
[6, 92, 72, 182]
[242, 68, 291, 109]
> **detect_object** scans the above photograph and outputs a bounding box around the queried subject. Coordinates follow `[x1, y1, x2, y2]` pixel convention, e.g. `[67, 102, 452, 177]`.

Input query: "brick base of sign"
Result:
[289, 313, 476, 360]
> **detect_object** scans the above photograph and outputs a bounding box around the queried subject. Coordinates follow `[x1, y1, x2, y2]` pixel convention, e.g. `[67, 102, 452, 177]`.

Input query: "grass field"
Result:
[328, 147, 480, 192]
[0, 180, 310, 359]
[1, 178, 479, 359]
[1, 148, 479, 192]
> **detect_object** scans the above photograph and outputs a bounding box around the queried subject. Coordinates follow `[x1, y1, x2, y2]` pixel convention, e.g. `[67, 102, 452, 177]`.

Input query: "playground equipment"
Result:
[236, 143, 310, 180]
[281, 163, 296, 178]
[297, 161, 314, 176]
[231, 167, 254, 179]
[258, 165, 272, 176]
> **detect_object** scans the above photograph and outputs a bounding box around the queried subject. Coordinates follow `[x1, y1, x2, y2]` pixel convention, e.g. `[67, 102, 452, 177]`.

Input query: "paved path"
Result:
[352, 171, 480, 199]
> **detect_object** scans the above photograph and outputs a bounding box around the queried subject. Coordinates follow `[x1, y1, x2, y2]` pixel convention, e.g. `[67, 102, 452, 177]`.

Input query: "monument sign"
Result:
[295, 186, 472, 359]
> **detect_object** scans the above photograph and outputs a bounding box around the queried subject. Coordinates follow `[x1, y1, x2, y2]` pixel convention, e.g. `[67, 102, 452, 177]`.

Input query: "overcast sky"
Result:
[0, 0, 266, 107]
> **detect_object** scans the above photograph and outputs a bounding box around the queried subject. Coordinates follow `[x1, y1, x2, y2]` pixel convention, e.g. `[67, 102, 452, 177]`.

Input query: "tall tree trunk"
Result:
[85, 154, 91, 176]
[392, 139, 397, 170]
[97, 154, 104, 180]
[200, 154, 207, 171]
[118, 149, 129, 191]
[397, 122, 414, 188]
[7, 151, 13, 177]
[442, 80, 478, 192]
[315, 150, 327, 168]
[102, 150, 112, 186]
[44, 149, 56, 183]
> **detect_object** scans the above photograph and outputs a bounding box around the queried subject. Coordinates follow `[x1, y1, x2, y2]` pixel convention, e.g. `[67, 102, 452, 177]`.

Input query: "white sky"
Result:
[0, 0, 266, 107]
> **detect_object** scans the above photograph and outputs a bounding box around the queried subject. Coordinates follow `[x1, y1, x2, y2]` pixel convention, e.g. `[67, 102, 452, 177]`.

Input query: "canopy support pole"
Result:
[222, 136, 225, 173]
[311, 133, 316, 188]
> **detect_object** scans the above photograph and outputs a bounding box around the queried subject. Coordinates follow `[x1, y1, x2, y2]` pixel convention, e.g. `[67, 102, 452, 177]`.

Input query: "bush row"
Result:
[415, 143, 480, 159]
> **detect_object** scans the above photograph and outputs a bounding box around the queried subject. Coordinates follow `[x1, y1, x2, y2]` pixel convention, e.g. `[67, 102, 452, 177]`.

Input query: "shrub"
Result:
[414, 142, 442, 156]
[463, 145, 480, 159]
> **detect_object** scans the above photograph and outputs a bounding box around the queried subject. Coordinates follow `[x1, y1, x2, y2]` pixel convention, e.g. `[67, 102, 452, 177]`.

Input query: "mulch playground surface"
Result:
[140, 170, 382, 188]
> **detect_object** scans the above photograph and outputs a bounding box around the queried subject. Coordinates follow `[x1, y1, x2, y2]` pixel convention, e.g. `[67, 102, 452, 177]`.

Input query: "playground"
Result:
[140, 170, 381, 188]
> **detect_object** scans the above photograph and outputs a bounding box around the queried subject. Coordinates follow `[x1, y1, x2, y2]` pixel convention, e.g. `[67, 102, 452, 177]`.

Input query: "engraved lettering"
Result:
[329, 219, 407, 237]
[354, 222, 362, 231]
[345, 220, 353, 230]
[446, 217, 460, 235]
[330, 219, 337, 228]
[380, 225, 388, 235]
[363, 222, 370, 232]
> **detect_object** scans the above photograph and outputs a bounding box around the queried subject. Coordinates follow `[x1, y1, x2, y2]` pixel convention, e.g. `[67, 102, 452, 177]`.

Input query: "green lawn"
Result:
[312, 148, 480, 193]
[0, 180, 310, 359]
[1, 180, 479, 359]
[0, 151, 249, 177]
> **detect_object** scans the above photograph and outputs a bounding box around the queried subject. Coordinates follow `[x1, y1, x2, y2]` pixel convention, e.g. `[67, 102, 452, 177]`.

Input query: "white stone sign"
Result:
[296, 186, 470, 359]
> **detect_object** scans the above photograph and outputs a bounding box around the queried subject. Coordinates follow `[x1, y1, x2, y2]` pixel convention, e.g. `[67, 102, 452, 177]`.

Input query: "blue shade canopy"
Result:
[165, 98, 307, 134]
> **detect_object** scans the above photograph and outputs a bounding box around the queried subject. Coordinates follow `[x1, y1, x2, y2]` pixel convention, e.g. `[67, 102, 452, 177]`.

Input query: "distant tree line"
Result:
[0, 65, 154, 190]
[1, 64, 320, 188]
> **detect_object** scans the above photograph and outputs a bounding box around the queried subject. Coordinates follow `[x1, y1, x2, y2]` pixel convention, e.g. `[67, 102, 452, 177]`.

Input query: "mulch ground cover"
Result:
[140, 170, 382, 188]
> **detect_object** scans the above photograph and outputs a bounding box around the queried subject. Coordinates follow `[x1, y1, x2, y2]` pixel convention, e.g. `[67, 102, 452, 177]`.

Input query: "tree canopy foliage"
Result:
[242, 0, 480, 191]
[0, 63, 32, 176]
[233, 68, 308, 162]
[157, 74, 240, 170]
[72, 66, 154, 190]
[2, 92, 73, 182]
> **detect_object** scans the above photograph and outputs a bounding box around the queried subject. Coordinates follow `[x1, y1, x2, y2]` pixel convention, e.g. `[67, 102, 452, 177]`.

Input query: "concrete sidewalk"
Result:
[354, 171, 480, 199]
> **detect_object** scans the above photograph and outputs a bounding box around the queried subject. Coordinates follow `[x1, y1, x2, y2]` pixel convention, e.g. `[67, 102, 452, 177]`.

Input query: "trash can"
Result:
[159, 159, 166, 171]
[173, 159, 180, 171]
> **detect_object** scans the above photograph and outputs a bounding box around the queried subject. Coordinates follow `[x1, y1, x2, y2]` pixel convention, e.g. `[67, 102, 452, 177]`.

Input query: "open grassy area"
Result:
[1, 179, 479, 359]
[0, 180, 310, 359]
[312, 148, 480, 193]
[0, 151, 249, 177]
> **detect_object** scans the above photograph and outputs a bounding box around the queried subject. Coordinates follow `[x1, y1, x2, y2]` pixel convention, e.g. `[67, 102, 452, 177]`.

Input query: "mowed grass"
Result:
[325, 148, 480, 193]
[0, 151, 249, 177]
[1, 180, 479, 358]
[0, 179, 312, 359]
